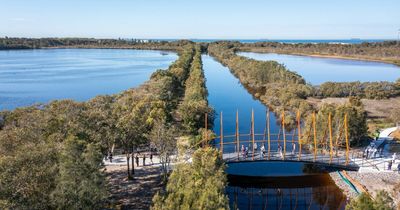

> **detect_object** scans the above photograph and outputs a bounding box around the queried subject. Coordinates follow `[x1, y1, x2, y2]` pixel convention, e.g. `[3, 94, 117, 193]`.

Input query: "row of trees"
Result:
[151, 47, 228, 210]
[0, 43, 198, 209]
[178, 46, 214, 135]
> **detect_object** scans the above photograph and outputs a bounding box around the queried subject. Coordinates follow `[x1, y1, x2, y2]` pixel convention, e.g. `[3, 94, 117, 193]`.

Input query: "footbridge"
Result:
[199, 109, 359, 171]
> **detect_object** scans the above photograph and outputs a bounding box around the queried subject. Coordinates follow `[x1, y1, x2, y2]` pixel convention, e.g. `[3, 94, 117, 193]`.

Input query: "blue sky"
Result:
[0, 0, 399, 39]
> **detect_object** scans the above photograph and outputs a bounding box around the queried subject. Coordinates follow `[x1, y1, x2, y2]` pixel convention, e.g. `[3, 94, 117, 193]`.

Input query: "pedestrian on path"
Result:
[143, 155, 146, 166]
[398, 163, 400, 174]
[150, 153, 153, 165]
[135, 155, 139, 167]
[392, 153, 397, 164]
[109, 153, 113, 163]
[291, 143, 296, 155]
[388, 161, 392, 170]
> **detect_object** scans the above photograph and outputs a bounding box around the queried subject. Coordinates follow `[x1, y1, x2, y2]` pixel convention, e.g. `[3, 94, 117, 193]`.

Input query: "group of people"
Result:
[105, 151, 154, 167]
[134, 153, 154, 167]
[363, 143, 383, 159]
[240, 143, 297, 159]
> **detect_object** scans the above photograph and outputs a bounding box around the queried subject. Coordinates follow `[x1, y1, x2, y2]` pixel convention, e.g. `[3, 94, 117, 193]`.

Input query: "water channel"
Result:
[202, 54, 346, 209]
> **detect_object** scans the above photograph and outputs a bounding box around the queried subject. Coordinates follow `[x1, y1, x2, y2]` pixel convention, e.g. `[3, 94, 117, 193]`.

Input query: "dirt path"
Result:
[106, 164, 163, 210]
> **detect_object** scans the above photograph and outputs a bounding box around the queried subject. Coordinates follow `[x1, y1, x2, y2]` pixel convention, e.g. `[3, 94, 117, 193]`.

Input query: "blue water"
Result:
[0, 49, 177, 110]
[238, 52, 400, 85]
[202, 55, 280, 150]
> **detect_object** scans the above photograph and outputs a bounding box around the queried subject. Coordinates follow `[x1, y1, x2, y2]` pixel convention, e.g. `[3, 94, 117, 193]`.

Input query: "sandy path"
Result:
[105, 159, 163, 210]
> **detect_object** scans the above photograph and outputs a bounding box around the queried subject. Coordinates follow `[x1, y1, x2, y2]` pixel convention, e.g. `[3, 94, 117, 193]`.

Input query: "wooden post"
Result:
[236, 110, 240, 161]
[267, 109, 271, 160]
[345, 113, 349, 165]
[282, 111, 286, 160]
[220, 111, 223, 157]
[252, 109, 255, 160]
[329, 113, 333, 164]
[313, 112, 317, 162]
[297, 110, 302, 160]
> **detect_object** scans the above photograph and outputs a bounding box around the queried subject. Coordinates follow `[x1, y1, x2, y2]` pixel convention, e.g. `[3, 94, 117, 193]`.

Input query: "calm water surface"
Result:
[202, 54, 346, 210]
[0, 49, 177, 110]
[238, 52, 400, 85]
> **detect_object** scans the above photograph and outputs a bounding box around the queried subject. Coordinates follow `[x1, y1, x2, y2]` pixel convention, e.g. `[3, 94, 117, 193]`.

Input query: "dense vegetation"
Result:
[240, 41, 400, 66]
[303, 97, 368, 148]
[347, 191, 395, 210]
[152, 148, 229, 210]
[314, 81, 400, 99]
[178, 46, 214, 134]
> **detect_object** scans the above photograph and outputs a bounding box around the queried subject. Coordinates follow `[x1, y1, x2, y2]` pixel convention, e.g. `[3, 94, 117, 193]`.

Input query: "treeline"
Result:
[314, 81, 400, 99]
[240, 41, 400, 66]
[0, 37, 190, 51]
[0, 44, 197, 209]
[208, 42, 314, 125]
[178, 46, 213, 135]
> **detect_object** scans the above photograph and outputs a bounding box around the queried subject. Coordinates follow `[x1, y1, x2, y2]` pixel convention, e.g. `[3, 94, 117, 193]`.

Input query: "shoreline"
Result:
[240, 49, 400, 67]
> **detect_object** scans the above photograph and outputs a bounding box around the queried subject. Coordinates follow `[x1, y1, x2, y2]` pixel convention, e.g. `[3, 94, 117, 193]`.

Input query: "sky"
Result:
[0, 0, 399, 39]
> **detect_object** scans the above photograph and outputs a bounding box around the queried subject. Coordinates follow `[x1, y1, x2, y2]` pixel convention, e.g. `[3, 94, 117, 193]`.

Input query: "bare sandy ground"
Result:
[105, 162, 163, 210]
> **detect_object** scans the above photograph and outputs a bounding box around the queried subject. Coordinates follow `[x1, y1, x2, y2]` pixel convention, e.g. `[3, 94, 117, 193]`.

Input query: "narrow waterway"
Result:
[202, 54, 346, 209]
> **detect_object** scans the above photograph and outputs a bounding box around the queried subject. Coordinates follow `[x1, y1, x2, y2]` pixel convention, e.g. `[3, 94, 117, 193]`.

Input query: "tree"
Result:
[114, 93, 152, 179]
[152, 148, 229, 210]
[51, 136, 107, 209]
[150, 120, 177, 181]
[347, 193, 375, 210]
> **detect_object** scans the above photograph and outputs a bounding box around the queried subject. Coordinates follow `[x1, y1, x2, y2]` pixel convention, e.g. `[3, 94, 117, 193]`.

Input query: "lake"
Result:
[0, 49, 177, 110]
[238, 52, 400, 85]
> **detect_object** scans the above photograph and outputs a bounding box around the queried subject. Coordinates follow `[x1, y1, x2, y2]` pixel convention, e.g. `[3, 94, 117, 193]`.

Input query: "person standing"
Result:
[109, 153, 113, 163]
[388, 161, 392, 170]
[143, 155, 146, 166]
[392, 153, 397, 164]
[150, 153, 153, 165]
[291, 143, 296, 155]
[397, 163, 400, 174]
[135, 155, 139, 167]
